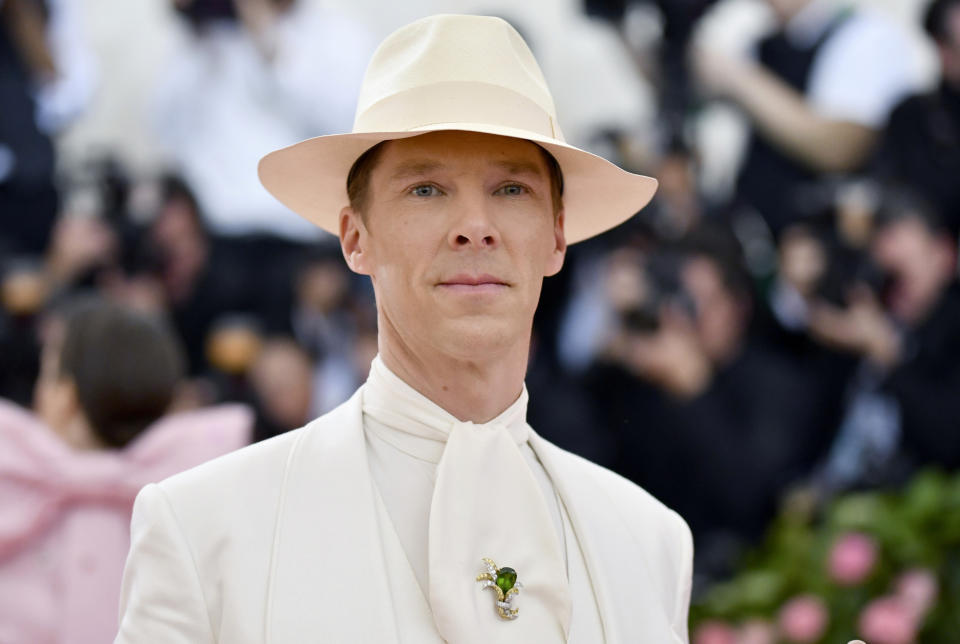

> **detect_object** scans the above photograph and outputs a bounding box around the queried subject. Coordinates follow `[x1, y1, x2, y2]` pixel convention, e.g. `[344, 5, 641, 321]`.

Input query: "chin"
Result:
[431, 317, 525, 360]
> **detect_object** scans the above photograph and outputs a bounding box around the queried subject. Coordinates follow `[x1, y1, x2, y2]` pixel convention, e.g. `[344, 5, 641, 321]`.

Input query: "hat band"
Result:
[353, 82, 563, 142]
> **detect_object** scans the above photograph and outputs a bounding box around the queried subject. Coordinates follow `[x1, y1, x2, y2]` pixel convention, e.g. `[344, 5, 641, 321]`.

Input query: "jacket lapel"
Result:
[267, 390, 401, 644]
[528, 431, 676, 642]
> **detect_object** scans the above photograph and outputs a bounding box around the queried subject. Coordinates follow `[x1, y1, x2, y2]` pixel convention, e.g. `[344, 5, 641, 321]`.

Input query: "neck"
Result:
[377, 327, 529, 424]
[56, 415, 106, 451]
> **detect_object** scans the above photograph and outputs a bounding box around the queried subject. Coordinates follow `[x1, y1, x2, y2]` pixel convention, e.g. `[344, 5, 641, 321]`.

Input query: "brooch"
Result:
[476, 558, 522, 620]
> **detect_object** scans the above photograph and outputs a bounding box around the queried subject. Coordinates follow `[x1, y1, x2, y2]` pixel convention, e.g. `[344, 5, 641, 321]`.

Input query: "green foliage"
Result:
[691, 469, 960, 642]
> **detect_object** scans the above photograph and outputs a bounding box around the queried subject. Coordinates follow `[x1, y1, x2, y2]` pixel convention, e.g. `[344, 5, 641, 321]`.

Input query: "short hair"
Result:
[346, 138, 565, 219]
[874, 187, 950, 237]
[58, 300, 185, 448]
[678, 225, 753, 303]
[924, 0, 960, 42]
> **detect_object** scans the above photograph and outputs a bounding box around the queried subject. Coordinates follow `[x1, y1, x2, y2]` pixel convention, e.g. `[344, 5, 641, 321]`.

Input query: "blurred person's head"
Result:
[148, 175, 209, 300]
[605, 247, 649, 314]
[925, 0, 960, 86]
[834, 181, 880, 249]
[652, 141, 702, 238]
[295, 248, 350, 315]
[249, 337, 314, 431]
[765, 0, 814, 24]
[673, 228, 753, 366]
[151, 175, 206, 245]
[34, 298, 185, 450]
[681, 250, 753, 366]
[871, 192, 957, 325]
[778, 224, 828, 298]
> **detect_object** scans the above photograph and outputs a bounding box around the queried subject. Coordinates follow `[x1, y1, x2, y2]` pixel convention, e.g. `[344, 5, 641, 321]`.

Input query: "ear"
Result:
[544, 210, 567, 277]
[339, 206, 373, 276]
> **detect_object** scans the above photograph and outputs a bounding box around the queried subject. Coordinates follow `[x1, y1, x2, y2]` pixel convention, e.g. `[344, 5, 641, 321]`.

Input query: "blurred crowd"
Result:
[2, 0, 960, 637]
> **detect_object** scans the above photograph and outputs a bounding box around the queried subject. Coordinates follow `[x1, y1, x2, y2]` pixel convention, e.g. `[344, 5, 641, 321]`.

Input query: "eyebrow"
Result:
[388, 160, 444, 182]
[490, 159, 547, 179]
[387, 159, 548, 182]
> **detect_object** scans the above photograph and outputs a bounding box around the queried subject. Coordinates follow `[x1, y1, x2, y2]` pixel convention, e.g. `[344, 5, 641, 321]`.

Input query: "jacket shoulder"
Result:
[533, 435, 694, 638]
[157, 422, 306, 502]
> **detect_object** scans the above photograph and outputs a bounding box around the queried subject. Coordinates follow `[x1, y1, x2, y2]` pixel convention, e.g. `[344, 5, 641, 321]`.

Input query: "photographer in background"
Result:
[0, 0, 94, 259]
[587, 231, 831, 584]
[811, 191, 960, 493]
[157, 0, 372, 242]
[875, 0, 960, 238]
[694, 0, 923, 237]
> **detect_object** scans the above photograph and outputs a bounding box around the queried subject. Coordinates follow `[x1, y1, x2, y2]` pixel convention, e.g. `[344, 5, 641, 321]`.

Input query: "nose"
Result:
[448, 194, 499, 249]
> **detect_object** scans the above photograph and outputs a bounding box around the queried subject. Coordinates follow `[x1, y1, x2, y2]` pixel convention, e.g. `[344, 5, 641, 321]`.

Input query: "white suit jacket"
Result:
[115, 388, 693, 642]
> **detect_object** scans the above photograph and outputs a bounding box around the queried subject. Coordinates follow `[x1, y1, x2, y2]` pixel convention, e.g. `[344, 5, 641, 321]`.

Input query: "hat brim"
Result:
[257, 123, 658, 245]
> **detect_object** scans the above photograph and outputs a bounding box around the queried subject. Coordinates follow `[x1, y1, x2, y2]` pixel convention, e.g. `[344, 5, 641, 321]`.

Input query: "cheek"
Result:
[514, 218, 561, 266]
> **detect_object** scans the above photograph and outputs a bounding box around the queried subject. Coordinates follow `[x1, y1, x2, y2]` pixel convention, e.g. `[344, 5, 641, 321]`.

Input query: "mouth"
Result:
[437, 273, 510, 292]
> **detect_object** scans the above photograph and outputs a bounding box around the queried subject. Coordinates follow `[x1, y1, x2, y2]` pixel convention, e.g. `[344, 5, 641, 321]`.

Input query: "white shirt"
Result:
[361, 356, 605, 641]
[784, 0, 926, 128]
[153, 6, 374, 240]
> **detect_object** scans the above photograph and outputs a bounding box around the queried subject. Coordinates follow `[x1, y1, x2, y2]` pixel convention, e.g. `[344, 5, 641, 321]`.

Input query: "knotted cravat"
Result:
[363, 356, 571, 643]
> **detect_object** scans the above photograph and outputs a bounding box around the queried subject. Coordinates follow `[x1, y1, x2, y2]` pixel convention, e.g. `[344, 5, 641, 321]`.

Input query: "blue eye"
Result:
[411, 185, 439, 197]
[497, 184, 526, 196]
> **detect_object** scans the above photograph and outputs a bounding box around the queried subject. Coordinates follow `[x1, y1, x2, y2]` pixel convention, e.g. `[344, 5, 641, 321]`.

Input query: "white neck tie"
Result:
[363, 357, 572, 643]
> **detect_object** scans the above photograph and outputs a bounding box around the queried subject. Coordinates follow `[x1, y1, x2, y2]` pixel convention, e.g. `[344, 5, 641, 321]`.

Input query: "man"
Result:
[586, 235, 832, 583]
[808, 192, 960, 492]
[115, 14, 692, 643]
[694, 0, 922, 236]
[156, 0, 373, 241]
[875, 0, 960, 238]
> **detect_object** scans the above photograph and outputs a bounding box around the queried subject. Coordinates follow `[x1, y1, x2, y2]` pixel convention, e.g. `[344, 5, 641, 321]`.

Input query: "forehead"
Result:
[877, 216, 930, 245]
[373, 131, 550, 180]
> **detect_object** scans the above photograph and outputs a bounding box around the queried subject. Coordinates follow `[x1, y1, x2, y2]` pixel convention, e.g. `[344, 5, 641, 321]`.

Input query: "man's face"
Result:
[682, 257, 746, 365]
[340, 131, 566, 361]
[872, 217, 955, 324]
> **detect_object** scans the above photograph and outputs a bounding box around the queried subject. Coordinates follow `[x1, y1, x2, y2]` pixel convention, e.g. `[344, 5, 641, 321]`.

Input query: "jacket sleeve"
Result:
[671, 511, 694, 644]
[115, 483, 215, 643]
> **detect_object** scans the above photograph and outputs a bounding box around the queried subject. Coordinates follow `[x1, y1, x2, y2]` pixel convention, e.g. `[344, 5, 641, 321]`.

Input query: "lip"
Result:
[438, 273, 509, 287]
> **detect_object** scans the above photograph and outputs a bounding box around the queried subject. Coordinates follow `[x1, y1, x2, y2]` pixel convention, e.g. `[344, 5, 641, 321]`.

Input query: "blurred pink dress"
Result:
[0, 400, 252, 644]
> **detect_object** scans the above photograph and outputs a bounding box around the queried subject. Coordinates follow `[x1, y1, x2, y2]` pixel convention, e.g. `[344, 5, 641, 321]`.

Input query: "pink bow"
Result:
[0, 400, 251, 561]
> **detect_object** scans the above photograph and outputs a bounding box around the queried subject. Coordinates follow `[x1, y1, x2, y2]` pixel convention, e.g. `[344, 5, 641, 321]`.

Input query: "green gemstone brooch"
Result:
[476, 558, 522, 620]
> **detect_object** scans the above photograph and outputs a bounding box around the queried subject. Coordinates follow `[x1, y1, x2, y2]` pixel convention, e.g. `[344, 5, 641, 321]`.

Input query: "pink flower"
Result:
[736, 619, 776, 644]
[858, 596, 918, 644]
[894, 568, 938, 619]
[778, 594, 829, 643]
[828, 532, 878, 586]
[694, 620, 737, 644]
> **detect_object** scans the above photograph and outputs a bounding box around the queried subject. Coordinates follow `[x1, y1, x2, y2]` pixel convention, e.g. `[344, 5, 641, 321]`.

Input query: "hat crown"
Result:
[258, 14, 658, 247]
[354, 15, 560, 138]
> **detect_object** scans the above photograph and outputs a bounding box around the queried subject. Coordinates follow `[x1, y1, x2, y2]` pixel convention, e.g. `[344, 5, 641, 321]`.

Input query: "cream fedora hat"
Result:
[257, 13, 657, 244]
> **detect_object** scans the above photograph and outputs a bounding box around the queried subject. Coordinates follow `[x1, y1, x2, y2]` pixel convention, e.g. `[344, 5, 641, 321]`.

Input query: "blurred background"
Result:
[2, 0, 960, 641]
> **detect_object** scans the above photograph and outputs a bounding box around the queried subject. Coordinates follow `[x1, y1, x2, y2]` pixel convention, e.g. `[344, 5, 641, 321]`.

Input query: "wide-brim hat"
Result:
[257, 14, 657, 245]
